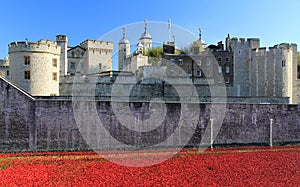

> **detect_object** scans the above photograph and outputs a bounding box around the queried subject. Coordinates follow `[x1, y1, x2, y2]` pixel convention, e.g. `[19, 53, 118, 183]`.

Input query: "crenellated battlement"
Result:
[8, 39, 61, 54]
[230, 37, 261, 51]
[231, 37, 260, 47]
[273, 43, 297, 51]
[56, 34, 68, 43]
[231, 37, 260, 43]
[80, 39, 113, 49]
[251, 43, 297, 54]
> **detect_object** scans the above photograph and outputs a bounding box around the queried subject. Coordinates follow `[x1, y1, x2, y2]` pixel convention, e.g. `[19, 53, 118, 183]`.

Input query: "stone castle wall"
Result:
[0, 77, 299, 152]
[59, 75, 288, 103]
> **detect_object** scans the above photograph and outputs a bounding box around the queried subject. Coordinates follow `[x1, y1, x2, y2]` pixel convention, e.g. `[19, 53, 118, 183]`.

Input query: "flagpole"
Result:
[168, 18, 171, 42]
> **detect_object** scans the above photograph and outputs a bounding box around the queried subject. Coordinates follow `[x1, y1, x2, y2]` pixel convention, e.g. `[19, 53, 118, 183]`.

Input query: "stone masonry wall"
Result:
[0, 77, 299, 152]
[0, 78, 35, 151]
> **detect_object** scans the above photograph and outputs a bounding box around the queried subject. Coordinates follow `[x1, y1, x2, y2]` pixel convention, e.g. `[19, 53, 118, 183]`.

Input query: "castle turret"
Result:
[230, 37, 260, 96]
[56, 34, 68, 76]
[138, 19, 152, 51]
[118, 27, 130, 70]
[8, 39, 61, 96]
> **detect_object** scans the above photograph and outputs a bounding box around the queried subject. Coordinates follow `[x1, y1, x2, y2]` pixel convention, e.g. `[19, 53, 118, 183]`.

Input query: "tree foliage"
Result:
[143, 47, 163, 58]
[143, 47, 163, 66]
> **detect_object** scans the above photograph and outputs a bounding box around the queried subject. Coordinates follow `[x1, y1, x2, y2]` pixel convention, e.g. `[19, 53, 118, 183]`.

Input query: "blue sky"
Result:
[1, 0, 300, 69]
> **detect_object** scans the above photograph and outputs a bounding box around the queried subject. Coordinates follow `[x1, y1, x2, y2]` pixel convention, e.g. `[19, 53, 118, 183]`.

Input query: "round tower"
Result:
[8, 39, 61, 96]
[139, 19, 152, 51]
[118, 27, 130, 71]
[56, 34, 68, 76]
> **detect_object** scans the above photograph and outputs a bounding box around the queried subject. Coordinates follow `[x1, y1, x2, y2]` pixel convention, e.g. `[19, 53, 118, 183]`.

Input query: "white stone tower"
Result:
[249, 43, 298, 103]
[139, 19, 152, 52]
[277, 43, 298, 103]
[56, 35, 68, 76]
[80, 40, 113, 74]
[8, 39, 61, 96]
[118, 27, 130, 70]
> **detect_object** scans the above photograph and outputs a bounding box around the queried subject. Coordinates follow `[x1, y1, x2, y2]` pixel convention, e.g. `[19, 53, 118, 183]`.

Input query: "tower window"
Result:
[24, 56, 30, 65]
[24, 70, 30, 80]
[226, 57, 230, 62]
[197, 70, 202, 77]
[52, 58, 57, 67]
[218, 57, 222, 62]
[197, 59, 202, 66]
[70, 62, 75, 70]
[6, 70, 9, 76]
[207, 59, 211, 67]
[52, 72, 57, 81]
[226, 66, 230, 73]
[282, 59, 286, 67]
[225, 77, 230, 84]
[218, 66, 222, 73]
[178, 59, 183, 65]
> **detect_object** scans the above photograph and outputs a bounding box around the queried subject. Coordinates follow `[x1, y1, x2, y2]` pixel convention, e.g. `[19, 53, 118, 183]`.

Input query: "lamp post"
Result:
[270, 118, 274, 147]
[210, 117, 214, 149]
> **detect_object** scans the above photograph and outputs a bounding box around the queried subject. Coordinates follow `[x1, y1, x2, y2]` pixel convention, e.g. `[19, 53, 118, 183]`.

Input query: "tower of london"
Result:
[0, 21, 299, 103]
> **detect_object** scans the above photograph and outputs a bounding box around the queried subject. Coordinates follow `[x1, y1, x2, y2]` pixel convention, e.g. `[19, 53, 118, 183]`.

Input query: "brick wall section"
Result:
[0, 77, 299, 152]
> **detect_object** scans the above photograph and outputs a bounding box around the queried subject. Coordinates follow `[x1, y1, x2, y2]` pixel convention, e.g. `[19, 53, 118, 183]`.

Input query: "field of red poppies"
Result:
[0, 146, 299, 186]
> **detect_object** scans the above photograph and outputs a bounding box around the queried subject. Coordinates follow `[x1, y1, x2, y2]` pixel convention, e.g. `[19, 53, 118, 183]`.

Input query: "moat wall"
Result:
[0, 77, 299, 152]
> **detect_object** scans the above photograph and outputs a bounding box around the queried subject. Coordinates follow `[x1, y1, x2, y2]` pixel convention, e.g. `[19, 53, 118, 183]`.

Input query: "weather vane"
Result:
[198, 28, 202, 41]
[122, 27, 126, 38]
[144, 19, 148, 32]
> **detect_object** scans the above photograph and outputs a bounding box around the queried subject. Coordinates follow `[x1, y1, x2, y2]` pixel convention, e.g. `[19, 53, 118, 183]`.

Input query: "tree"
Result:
[179, 41, 204, 54]
[143, 46, 163, 58]
[143, 47, 163, 66]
